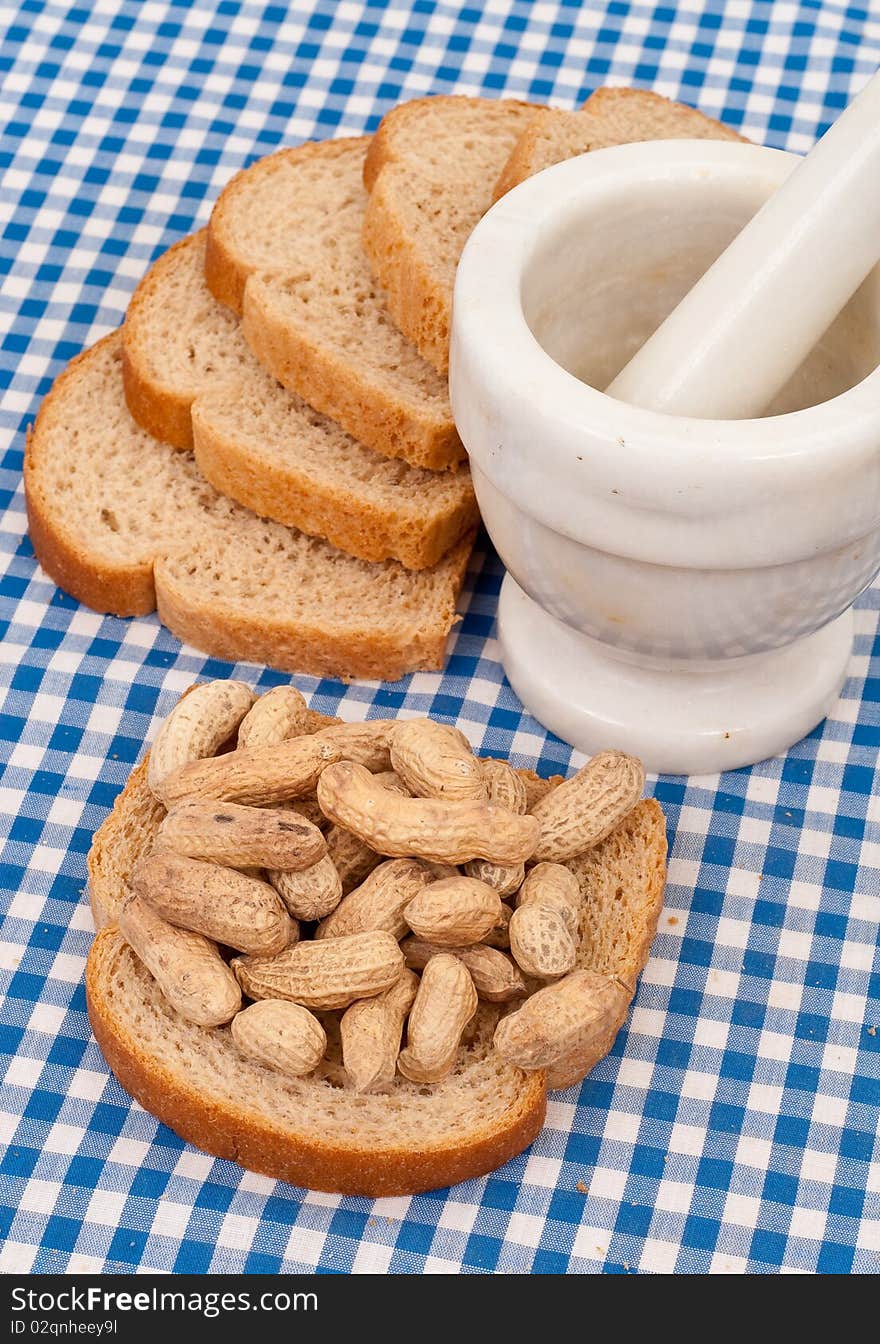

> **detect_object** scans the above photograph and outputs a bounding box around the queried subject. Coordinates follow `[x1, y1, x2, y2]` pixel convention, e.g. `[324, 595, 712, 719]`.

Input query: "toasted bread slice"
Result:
[205, 137, 463, 471]
[362, 96, 538, 374]
[24, 334, 473, 680]
[85, 741, 665, 1194]
[122, 234, 477, 569]
[494, 86, 746, 199]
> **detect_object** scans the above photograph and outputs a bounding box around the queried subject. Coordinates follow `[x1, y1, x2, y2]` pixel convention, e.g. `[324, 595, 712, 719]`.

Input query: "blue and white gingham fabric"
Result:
[1, 0, 878, 1276]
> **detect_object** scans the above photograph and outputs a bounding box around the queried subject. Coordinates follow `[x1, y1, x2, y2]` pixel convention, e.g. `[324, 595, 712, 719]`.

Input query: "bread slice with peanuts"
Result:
[85, 688, 666, 1196]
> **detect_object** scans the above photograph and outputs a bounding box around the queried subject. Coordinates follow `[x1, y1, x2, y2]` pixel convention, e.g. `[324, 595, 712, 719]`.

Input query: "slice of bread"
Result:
[84, 745, 665, 1195]
[362, 96, 538, 374]
[205, 137, 464, 471]
[24, 333, 473, 681]
[494, 86, 746, 199]
[122, 234, 478, 569]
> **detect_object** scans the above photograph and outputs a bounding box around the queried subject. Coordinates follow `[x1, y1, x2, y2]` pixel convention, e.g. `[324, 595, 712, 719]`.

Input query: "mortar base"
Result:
[497, 574, 853, 776]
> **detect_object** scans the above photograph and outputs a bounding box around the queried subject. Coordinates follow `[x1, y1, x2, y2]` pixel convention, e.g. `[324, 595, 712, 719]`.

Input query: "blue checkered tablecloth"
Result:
[1, 0, 878, 1277]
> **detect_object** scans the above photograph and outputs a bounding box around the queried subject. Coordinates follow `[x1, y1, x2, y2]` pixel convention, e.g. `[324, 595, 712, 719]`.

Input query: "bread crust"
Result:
[612, 797, 668, 983]
[24, 334, 474, 680]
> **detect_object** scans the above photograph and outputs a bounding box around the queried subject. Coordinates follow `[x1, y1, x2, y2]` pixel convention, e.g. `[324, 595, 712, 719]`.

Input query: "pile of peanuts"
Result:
[119, 680, 645, 1093]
